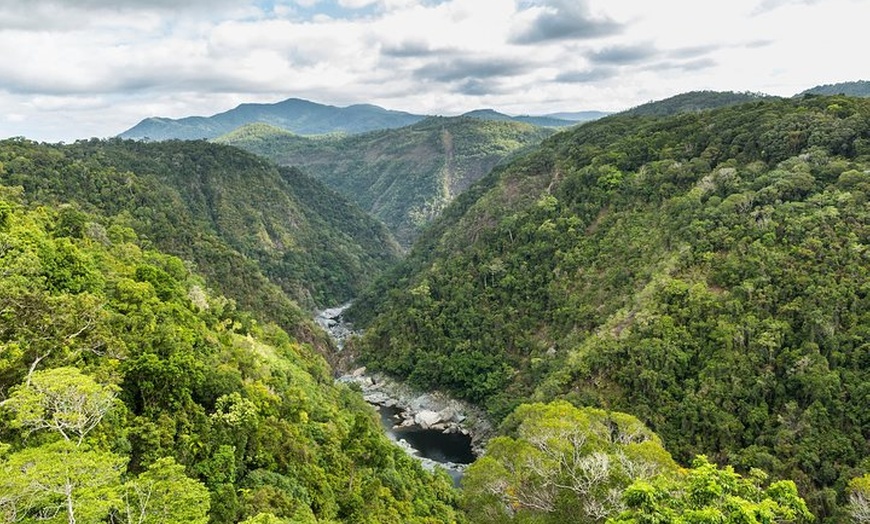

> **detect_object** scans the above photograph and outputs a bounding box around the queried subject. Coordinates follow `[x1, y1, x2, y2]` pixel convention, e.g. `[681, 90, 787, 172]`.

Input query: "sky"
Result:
[0, 0, 866, 142]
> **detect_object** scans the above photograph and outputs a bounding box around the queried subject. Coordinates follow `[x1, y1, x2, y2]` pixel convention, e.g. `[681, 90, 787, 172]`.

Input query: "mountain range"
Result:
[215, 116, 556, 247]
[118, 98, 584, 141]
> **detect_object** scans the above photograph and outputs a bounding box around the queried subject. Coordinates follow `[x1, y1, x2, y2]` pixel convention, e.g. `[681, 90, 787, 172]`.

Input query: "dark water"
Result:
[377, 406, 476, 464]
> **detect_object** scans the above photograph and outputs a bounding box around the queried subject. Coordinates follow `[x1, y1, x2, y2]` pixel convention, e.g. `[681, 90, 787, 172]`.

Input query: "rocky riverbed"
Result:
[336, 367, 491, 456]
[316, 304, 491, 480]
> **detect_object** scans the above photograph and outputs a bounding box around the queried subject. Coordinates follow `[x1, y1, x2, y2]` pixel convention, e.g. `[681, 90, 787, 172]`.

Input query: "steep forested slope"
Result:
[217, 117, 556, 247]
[351, 95, 870, 519]
[0, 188, 460, 523]
[0, 139, 400, 339]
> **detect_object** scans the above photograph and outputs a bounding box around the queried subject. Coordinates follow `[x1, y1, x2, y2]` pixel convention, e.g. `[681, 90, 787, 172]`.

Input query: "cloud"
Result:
[668, 45, 719, 59]
[752, 0, 822, 14]
[589, 44, 658, 66]
[381, 39, 437, 57]
[413, 57, 533, 83]
[645, 58, 718, 73]
[510, 0, 622, 44]
[555, 68, 617, 84]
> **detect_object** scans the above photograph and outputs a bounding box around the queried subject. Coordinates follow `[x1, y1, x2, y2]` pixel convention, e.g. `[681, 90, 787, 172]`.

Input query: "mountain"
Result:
[0, 138, 401, 340]
[800, 80, 870, 97]
[0, 186, 460, 523]
[543, 110, 612, 121]
[216, 116, 557, 247]
[118, 98, 426, 140]
[622, 90, 774, 116]
[461, 109, 577, 128]
[348, 95, 870, 520]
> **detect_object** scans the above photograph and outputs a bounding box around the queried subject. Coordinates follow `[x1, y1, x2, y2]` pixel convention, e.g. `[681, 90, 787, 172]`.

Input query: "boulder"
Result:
[414, 410, 442, 429]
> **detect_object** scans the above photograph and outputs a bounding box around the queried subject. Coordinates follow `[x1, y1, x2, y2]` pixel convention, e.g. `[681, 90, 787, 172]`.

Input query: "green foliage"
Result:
[463, 401, 677, 523]
[0, 188, 460, 523]
[623, 91, 773, 117]
[352, 96, 870, 519]
[0, 440, 126, 524]
[0, 138, 400, 335]
[800, 81, 870, 98]
[609, 456, 813, 524]
[4, 367, 117, 445]
[117, 457, 210, 524]
[847, 475, 870, 523]
[217, 116, 555, 247]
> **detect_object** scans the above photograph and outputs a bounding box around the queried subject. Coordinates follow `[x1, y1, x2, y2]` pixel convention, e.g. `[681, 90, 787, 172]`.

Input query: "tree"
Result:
[115, 457, 210, 524]
[847, 475, 870, 524]
[462, 401, 677, 523]
[609, 455, 814, 524]
[3, 367, 117, 446]
[0, 441, 125, 524]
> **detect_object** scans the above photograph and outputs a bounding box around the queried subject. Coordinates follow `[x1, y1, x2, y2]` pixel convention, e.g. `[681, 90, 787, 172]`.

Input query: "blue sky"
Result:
[0, 0, 867, 141]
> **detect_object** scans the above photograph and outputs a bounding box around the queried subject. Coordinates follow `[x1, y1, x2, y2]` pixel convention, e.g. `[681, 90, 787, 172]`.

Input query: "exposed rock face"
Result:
[315, 303, 354, 350]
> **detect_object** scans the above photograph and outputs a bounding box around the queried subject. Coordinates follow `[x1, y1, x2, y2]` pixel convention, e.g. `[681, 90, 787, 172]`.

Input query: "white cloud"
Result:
[0, 0, 867, 141]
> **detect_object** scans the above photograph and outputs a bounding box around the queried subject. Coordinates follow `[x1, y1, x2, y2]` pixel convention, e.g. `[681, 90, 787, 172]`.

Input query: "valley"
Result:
[0, 89, 868, 524]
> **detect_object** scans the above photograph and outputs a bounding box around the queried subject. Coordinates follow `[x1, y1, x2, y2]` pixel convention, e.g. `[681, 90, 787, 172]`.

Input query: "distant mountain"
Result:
[118, 98, 426, 140]
[543, 110, 611, 122]
[799, 80, 870, 97]
[622, 90, 774, 117]
[216, 116, 557, 247]
[461, 109, 577, 128]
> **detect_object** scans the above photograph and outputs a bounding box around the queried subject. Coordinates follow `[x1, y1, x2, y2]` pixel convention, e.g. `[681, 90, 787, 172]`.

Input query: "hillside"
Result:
[544, 110, 612, 122]
[0, 187, 460, 523]
[217, 116, 557, 247]
[623, 90, 774, 116]
[0, 139, 401, 338]
[349, 95, 870, 520]
[460, 109, 577, 128]
[118, 98, 426, 141]
[800, 80, 870, 97]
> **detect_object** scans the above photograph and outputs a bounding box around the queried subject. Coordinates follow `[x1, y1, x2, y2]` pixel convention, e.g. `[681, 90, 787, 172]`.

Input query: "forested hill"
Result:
[118, 98, 425, 140]
[623, 90, 774, 116]
[800, 80, 870, 97]
[0, 139, 401, 341]
[0, 187, 460, 523]
[350, 95, 870, 519]
[216, 116, 556, 247]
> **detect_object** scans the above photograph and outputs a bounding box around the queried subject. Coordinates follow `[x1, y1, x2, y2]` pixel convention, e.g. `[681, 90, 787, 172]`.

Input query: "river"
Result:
[316, 304, 479, 485]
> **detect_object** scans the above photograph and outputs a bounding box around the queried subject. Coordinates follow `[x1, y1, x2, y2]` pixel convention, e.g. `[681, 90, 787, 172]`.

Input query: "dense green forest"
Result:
[623, 91, 774, 117]
[217, 117, 555, 247]
[0, 186, 460, 523]
[801, 81, 870, 98]
[350, 95, 870, 520]
[0, 139, 400, 343]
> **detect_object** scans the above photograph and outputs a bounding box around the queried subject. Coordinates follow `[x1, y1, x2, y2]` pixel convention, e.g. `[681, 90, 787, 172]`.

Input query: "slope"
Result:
[800, 80, 870, 97]
[460, 109, 577, 128]
[623, 90, 774, 116]
[0, 186, 460, 523]
[118, 97, 425, 141]
[0, 139, 401, 338]
[350, 95, 870, 520]
[217, 116, 557, 247]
